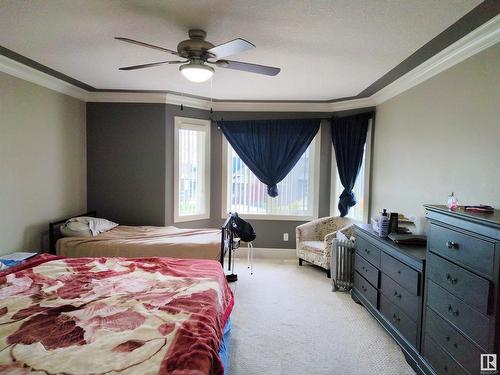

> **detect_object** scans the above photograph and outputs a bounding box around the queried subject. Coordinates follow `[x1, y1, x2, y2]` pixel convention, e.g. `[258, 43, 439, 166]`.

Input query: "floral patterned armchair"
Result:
[296, 216, 353, 278]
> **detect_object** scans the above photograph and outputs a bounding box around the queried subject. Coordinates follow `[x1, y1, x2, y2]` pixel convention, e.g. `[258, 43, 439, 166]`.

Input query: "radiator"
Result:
[331, 238, 356, 292]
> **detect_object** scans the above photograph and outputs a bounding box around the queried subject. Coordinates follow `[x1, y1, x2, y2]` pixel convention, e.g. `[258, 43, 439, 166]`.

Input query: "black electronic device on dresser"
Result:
[352, 223, 427, 373]
[422, 205, 500, 375]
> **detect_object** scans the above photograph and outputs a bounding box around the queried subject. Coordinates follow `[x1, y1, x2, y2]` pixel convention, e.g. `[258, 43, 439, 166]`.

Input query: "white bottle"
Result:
[379, 209, 389, 238]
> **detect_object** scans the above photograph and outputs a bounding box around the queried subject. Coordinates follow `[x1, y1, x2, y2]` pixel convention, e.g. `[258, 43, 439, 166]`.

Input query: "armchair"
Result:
[296, 216, 353, 278]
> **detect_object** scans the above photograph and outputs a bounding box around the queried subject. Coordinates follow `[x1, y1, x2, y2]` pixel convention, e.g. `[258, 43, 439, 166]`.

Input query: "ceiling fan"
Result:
[116, 29, 281, 83]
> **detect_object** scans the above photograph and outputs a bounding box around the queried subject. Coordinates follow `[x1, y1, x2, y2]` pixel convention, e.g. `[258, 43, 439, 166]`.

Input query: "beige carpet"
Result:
[227, 257, 416, 375]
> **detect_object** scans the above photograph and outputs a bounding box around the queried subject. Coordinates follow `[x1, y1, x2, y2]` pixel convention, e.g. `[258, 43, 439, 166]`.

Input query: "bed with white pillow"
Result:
[49, 212, 221, 261]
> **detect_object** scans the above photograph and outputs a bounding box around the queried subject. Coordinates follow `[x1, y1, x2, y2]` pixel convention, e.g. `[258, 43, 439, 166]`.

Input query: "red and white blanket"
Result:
[0, 254, 234, 374]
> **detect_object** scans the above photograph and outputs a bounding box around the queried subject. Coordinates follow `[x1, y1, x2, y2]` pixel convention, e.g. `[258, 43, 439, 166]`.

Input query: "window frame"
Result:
[221, 129, 321, 221]
[173, 116, 211, 223]
[330, 119, 372, 223]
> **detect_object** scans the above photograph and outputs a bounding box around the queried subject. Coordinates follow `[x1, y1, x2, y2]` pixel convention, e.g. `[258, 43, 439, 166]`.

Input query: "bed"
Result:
[0, 254, 234, 374]
[50, 212, 222, 261]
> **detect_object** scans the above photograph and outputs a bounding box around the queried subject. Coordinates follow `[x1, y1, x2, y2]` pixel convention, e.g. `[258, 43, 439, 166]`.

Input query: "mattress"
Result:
[56, 225, 221, 261]
[0, 254, 234, 374]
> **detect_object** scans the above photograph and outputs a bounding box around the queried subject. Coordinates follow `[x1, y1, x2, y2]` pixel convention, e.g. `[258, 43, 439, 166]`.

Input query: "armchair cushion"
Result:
[300, 241, 324, 255]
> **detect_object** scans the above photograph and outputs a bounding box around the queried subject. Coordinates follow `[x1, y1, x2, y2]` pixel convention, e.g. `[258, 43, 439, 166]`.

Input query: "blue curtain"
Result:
[331, 113, 372, 216]
[218, 119, 321, 197]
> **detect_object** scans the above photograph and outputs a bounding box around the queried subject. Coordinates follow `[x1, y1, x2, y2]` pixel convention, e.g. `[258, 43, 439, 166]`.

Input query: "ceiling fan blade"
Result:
[115, 37, 178, 55]
[215, 60, 280, 76]
[119, 61, 183, 71]
[207, 38, 255, 59]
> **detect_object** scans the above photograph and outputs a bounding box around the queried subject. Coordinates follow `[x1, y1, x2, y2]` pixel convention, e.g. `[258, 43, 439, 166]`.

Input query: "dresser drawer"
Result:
[354, 253, 379, 288]
[425, 307, 482, 375]
[381, 252, 419, 295]
[380, 273, 418, 321]
[356, 235, 381, 268]
[380, 294, 418, 348]
[427, 252, 491, 315]
[427, 280, 490, 349]
[423, 335, 468, 375]
[429, 223, 495, 278]
[354, 271, 378, 308]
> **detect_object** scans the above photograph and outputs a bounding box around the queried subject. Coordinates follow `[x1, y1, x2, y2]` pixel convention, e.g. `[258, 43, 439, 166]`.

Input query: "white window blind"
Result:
[174, 117, 210, 222]
[223, 135, 320, 220]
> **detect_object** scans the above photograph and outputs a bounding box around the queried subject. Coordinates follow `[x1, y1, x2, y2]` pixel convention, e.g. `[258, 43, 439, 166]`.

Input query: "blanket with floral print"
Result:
[0, 254, 234, 374]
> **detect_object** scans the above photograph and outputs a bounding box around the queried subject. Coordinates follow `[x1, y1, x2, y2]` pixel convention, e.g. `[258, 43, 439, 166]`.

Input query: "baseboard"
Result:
[233, 247, 296, 259]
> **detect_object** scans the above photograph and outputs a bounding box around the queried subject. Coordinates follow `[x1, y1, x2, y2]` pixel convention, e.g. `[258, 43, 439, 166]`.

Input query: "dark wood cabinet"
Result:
[422, 205, 500, 375]
[352, 224, 426, 373]
[352, 205, 500, 375]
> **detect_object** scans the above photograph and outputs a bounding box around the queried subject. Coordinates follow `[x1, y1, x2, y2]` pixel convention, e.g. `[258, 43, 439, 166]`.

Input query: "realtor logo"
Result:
[481, 354, 497, 374]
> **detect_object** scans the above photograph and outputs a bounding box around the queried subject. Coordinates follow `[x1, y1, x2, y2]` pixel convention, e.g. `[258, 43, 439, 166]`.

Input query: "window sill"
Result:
[174, 213, 210, 223]
[221, 213, 317, 222]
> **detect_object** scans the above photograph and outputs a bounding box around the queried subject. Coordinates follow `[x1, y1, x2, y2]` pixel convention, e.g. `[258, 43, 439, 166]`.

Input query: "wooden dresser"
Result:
[352, 224, 427, 373]
[422, 205, 500, 375]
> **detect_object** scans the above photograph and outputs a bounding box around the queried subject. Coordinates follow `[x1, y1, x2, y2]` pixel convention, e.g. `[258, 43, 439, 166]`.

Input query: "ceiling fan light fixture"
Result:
[179, 62, 214, 83]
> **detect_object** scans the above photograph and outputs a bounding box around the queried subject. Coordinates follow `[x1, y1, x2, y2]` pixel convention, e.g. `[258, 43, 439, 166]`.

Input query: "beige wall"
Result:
[371, 44, 500, 232]
[0, 72, 86, 254]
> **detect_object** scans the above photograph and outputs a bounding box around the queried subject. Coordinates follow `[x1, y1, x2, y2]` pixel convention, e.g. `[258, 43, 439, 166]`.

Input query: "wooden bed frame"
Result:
[48, 211, 96, 254]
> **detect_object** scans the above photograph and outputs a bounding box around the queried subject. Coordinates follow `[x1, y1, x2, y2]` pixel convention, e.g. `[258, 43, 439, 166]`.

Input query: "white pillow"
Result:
[60, 221, 92, 237]
[60, 216, 118, 237]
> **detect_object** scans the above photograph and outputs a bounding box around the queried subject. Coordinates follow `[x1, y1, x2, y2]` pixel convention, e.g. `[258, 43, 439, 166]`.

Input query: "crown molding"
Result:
[87, 92, 375, 112]
[89, 91, 169, 104]
[165, 93, 212, 110]
[1, 15, 497, 111]
[212, 100, 339, 112]
[372, 14, 500, 105]
[0, 54, 89, 101]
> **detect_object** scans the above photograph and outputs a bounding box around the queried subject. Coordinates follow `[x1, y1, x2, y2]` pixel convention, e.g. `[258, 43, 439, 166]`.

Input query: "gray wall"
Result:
[0, 72, 86, 254]
[371, 44, 500, 233]
[87, 103, 167, 225]
[87, 102, 210, 226]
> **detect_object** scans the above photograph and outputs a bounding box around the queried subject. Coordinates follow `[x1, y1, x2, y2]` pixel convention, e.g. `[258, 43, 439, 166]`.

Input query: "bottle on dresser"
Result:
[379, 209, 389, 238]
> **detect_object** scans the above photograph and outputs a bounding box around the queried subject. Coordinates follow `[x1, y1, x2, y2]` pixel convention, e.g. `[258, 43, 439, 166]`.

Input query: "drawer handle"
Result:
[446, 273, 458, 285]
[448, 304, 459, 316]
[393, 290, 402, 299]
[445, 336, 459, 349]
[446, 241, 459, 249]
[392, 313, 400, 323]
[364, 248, 370, 254]
[361, 285, 367, 292]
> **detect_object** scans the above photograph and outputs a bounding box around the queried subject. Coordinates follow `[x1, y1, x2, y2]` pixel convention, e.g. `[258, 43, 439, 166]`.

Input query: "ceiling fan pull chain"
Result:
[210, 75, 214, 117]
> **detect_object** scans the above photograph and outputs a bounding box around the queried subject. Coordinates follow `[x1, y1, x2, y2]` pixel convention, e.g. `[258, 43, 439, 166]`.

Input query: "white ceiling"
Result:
[0, 0, 481, 101]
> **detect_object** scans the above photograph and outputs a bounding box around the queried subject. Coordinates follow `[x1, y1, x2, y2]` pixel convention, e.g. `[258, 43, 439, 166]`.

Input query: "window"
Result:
[174, 117, 210, 222]
[330, 120, 372, 222]
[222, 132, 321, 220]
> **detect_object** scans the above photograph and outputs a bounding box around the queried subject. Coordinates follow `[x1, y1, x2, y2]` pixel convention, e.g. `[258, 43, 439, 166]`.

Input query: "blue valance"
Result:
[218, 118, 321, 197]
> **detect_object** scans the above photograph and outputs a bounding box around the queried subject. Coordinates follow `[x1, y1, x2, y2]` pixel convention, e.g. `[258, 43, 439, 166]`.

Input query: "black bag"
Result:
[230, 213, 256, 242]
